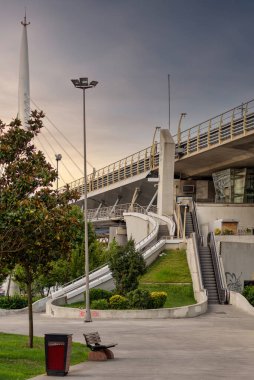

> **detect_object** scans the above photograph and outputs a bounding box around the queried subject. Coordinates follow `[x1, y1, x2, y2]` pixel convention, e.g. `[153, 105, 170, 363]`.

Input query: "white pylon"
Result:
[18, 14, 30, 128]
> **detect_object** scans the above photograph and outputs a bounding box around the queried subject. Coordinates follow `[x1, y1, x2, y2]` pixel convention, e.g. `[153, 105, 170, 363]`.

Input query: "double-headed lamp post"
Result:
[71, 77, 98, 322]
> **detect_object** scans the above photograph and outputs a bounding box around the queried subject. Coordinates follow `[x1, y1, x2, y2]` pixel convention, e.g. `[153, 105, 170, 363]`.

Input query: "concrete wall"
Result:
[46, 297, 207, 319]
[196, 203, 254, 242]
[230, 291, 254, 316]
[124, 214, 154, 244]
[220, 241, 254, 292]
[186, 238, 208, 306]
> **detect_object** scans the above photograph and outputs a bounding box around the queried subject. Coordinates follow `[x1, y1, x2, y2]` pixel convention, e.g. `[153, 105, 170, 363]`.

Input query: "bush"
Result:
[0, 296, 28, 309]
[89, 288, 112, 302]
[108, 239, 146, 295]
[242, 286, 254, 306]
[90, 299, 109, 310]
[222, 228, 234, 235]
[109, 295, 129, 310]
[150, 291, 167, 308]
[127, 289, 152, 309]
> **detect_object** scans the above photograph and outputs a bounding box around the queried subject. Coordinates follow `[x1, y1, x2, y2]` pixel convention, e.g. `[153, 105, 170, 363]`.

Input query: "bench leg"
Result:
[104, 349, 114, 359]
[88, 351, 107, 361]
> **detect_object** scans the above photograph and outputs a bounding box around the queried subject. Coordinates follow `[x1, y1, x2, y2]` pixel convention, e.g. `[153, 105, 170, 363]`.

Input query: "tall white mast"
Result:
[18, 13, 30, 128]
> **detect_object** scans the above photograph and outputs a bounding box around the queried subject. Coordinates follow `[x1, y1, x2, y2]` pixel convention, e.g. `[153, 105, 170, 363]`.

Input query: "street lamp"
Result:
[71, 77, 98, 322]
[55, 153, 62, 192]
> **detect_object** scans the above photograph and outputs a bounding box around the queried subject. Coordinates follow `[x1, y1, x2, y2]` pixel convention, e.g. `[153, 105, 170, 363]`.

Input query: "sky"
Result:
[1, 0, 254, 186]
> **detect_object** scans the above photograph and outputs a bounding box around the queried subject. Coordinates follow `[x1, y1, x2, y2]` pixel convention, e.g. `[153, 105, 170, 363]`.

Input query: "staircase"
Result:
[185, 211, 194, 237]
[198, 245, 220, 304]
[157, 224, 169, 239]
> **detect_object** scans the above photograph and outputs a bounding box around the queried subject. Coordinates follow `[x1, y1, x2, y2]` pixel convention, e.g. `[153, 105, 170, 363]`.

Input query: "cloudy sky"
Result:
[1, 0, 254, 186]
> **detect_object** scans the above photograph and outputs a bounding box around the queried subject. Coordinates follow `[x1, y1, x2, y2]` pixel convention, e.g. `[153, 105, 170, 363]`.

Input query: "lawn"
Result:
[139, 283, 195, 307]
[139, 249, 192, 283]
[139, 249, 195, 307]
[0, 333, 89, 380]
[65, 249, 196, 309]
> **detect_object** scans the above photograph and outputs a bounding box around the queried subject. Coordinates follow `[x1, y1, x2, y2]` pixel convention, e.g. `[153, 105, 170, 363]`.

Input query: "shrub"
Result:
[150, 291, 167, 308]
[222, 228, 234, 235]
[214, 228, 221, 235]
[109, 295, 129, 310]
[242, 286, 254, 306]
[0, 296, 28, 309]
[90, 299, 109, 310]
[127, 289, 152, 309]
[89, 288, 112, 302]
[108, 239, 146, 295]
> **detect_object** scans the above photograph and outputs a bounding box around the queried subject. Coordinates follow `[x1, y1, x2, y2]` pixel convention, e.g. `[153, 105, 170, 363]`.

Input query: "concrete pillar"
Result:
[109, 226, 127, 246]
[157, 129, 175, 216]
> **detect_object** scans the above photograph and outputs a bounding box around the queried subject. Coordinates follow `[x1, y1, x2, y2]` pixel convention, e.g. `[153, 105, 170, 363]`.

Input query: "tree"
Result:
[0, 112, 83, 347]
[108, 239, 146, 295]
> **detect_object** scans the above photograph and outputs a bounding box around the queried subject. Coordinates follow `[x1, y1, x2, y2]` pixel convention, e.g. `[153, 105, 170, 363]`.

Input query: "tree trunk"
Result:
[27, 282, 33, 348]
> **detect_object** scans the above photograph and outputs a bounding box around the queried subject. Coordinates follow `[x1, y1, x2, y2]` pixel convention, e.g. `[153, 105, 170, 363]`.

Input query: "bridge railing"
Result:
[177, 98, 254, 156]
[87, 203, 155, 221]
[67, 144, 160, 195]
[62, 99, 254, 196]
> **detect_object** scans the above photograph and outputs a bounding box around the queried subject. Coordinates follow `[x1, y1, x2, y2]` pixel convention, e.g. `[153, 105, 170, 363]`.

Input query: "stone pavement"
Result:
[1, 304, 254, 379]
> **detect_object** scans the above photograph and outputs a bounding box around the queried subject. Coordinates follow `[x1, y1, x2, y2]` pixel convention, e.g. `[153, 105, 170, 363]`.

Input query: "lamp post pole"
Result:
[71, 78, 98, 322]
[55, 153, 62, 192]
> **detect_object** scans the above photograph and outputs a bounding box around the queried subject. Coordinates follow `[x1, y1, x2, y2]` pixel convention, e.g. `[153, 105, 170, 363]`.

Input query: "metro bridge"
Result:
[62, 98, 254, 210]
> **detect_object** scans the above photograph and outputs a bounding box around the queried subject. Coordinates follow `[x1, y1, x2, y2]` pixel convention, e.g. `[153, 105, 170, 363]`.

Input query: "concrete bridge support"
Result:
[157, 129, 175, 216]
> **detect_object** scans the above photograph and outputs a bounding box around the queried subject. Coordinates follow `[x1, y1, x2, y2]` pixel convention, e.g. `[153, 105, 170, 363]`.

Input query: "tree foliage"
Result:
[108, 239, 146, 295]
[0, 112, 83, 347]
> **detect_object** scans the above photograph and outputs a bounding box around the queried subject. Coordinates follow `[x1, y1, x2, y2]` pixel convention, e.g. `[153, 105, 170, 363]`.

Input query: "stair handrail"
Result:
[192, 201, 202, 242]
[207, 232, 230, 304]
[192, 232, 205, 292]
[174, 204, 183, 238]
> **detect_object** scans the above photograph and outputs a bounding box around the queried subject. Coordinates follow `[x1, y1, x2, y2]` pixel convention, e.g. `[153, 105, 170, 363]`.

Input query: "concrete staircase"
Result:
[157, 224, 169, 239]
[185, 211, 194, 237]
[198, 245, 219, 304]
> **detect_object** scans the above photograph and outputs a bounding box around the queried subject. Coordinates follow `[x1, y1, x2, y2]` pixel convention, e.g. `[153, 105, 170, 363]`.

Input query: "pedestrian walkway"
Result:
[1, 304, 254, 379]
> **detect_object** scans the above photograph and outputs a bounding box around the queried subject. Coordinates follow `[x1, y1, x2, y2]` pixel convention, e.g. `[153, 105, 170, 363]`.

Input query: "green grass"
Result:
[140, 249, 192, 283]
[66, 249, 196, 309]
[139, 249, 195, 307]
[0, 333, 89, 380]
[139, 283, 195, 307]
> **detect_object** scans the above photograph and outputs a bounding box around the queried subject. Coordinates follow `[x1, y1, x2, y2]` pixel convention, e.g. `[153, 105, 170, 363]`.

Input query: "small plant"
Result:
[242, 286, 254, 306]
[222, 228, 234, 235]
[127, 289, 152, 309]
[214, 228, 221, 235]
[150, 291, 167, 308]
[90, 299, 109, 310]
[109, 295, 129, 310]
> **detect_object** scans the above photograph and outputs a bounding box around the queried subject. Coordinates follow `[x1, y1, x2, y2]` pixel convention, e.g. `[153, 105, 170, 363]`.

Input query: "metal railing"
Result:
[87, 203, 155, 221]
[62, 99, 254, 196]
[177, 98, 254, 156]
[208, 232, 230, 304]
[67, 144, 160, 195]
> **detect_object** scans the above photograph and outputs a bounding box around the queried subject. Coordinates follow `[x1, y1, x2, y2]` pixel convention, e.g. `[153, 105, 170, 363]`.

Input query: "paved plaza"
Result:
[1, 305, 254, 379]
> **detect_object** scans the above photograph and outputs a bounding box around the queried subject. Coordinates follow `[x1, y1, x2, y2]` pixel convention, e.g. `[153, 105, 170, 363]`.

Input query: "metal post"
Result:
[82, 88, 91, 323]
[55, 154, 62, 193]
[71, 77, 98, 323]
[183, 205, 187, 241]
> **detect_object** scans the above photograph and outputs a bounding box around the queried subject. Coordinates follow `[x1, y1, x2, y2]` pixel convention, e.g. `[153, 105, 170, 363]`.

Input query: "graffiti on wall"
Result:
[225, 272, 242, 292]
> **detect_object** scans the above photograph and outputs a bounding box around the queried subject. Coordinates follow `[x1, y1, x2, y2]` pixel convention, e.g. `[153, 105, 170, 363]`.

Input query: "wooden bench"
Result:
[83, 332, 117, 361]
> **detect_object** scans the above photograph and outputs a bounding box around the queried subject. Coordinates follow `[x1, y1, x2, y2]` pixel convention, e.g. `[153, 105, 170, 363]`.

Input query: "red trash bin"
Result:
[45, 333, 72, 376]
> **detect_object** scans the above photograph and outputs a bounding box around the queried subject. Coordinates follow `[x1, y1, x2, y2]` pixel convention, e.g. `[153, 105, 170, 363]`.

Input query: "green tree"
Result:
[108, 239, 146, 295]
[0, 112, 83, 347]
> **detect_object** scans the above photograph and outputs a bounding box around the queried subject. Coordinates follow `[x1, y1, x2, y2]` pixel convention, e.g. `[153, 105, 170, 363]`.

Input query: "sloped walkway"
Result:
[1, 304, 254, 380]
